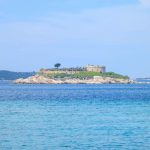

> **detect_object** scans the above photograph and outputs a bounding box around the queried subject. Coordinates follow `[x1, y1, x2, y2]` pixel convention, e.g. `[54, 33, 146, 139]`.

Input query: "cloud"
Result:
[139, 0, 150, 6]
[0, 5, 150, 46]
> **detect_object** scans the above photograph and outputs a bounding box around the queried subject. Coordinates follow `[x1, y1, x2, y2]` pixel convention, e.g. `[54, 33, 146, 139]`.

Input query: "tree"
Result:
[54, 63, 61, 69]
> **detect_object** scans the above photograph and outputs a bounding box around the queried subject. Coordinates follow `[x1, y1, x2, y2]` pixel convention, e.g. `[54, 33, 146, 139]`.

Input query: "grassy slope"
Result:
[39, 71, 129, 80]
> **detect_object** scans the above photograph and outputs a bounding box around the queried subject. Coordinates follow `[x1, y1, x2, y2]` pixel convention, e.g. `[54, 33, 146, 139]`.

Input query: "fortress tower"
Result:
[85, 65, 106, 73]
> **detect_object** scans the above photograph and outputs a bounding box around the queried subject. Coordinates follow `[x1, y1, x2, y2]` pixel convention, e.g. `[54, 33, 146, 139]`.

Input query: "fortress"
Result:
[86, 65, 106, 73]
[40, 65, 106, 74]
[15, 65, 132, 84]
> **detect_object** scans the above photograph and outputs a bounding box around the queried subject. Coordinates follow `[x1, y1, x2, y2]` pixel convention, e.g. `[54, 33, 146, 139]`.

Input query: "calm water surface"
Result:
[0, 81, 150, 150]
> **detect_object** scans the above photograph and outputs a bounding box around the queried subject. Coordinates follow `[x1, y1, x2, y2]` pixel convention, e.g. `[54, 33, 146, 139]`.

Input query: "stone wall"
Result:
[40, 65, 106, 74]
[41, 70, 81, 74]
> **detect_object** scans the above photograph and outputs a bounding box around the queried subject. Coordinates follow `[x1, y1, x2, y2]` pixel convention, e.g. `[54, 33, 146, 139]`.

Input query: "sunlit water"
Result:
[0, 81, 150, 150]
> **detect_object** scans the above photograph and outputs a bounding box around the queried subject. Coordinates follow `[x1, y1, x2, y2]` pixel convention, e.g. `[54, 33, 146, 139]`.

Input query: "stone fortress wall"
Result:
[40, 65, 106, 74]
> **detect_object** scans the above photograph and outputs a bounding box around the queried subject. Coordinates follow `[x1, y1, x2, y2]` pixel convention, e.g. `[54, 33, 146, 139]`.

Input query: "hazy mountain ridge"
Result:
[0, 70, 36, 80]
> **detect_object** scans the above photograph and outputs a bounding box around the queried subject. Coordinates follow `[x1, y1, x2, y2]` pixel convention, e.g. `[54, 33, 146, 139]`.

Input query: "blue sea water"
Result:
[0, 81, 150, 150]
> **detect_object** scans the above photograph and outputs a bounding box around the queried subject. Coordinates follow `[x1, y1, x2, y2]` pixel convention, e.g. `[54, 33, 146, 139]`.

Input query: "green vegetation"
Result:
[40, 71, 129, 80]
[71, 72, 101, 79]
[101, 72, 129, 79]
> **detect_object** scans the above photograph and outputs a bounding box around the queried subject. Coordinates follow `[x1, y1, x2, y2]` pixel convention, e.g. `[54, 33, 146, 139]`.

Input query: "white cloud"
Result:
[139, 0, 150, 6]
[0, 5, 150, 46]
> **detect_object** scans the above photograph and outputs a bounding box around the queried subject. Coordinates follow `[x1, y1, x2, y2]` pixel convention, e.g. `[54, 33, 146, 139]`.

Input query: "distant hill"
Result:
[0, 70, 36, 80]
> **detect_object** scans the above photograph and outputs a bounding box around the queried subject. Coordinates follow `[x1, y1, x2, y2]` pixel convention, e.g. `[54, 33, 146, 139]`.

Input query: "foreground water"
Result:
[0, 81, 150, 150]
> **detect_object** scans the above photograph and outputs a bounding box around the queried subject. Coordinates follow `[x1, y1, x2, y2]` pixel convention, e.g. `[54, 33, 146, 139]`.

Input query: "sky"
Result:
[0, 0, 150, 78]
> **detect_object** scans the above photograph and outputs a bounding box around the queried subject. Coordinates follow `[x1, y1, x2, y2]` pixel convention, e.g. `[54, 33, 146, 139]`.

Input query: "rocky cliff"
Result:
[14, 75, 135, 84]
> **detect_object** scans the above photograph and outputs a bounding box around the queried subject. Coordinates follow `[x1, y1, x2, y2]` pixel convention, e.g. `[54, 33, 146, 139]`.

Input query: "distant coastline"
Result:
[135, 78, 150, 83]
[0, 70, 36, 80]
[136, 78, 150, 80]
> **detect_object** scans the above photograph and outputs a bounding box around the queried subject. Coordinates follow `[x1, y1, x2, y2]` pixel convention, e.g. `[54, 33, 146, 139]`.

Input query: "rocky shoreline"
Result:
[14, 75, 135, 84]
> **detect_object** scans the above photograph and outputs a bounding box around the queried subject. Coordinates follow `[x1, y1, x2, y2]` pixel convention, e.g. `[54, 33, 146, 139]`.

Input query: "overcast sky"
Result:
[0, 0, 150, 78]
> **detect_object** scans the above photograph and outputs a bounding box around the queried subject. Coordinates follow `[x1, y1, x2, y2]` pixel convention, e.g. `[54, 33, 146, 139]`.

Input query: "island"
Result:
[14, 64, 134, 84]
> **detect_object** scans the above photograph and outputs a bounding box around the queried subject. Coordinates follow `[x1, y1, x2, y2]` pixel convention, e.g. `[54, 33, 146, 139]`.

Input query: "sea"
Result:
[0, 81, 150, 150]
